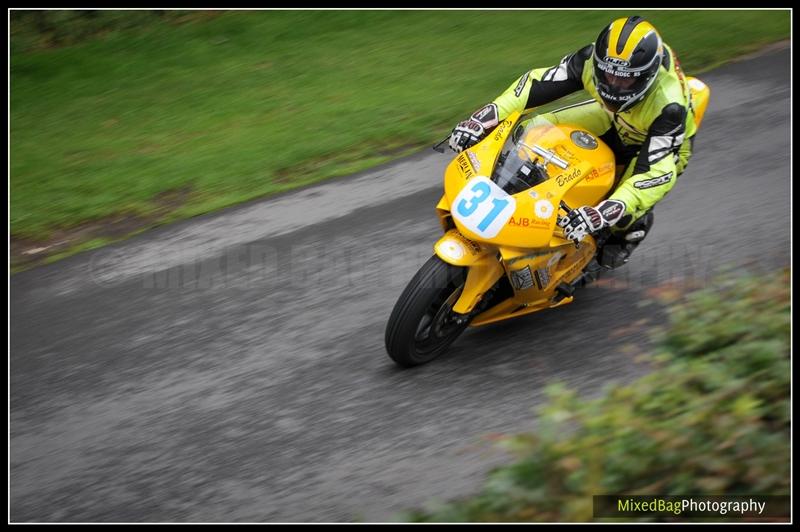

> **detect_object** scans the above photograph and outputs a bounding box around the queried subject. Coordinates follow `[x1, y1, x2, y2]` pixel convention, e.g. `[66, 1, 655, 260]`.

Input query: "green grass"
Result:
[11, 10, 790, 247]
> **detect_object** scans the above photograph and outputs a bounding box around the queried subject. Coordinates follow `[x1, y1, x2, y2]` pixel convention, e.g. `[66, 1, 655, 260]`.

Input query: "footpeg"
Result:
[599, 244, 630, 269]
[553, 282, 575, 303]
[556, 282, 575, 297]
[579, 260, 604, 286]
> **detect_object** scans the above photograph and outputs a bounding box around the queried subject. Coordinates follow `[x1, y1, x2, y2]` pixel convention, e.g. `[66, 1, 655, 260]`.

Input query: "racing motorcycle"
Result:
[385, 77, 710, 367]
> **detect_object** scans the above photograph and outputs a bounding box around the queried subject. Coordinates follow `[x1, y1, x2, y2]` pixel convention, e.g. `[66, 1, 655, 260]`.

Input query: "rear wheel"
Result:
[385, 255, 470, 367]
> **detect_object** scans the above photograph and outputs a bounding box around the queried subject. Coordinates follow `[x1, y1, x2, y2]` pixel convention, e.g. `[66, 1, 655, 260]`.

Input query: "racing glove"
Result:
[448, 103, 500, 153]
[558, 199, 626, 244]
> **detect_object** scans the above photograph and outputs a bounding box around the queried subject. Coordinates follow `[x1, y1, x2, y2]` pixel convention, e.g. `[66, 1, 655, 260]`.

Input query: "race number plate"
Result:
[452, 176, 516, 239]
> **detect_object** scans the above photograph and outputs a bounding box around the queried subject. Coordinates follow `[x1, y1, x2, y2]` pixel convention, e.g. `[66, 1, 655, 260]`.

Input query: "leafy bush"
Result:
[405, 270, 790, 522]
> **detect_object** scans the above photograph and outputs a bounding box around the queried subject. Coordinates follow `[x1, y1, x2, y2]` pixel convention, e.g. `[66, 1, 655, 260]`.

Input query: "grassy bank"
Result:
[403, 270, 790, 522]
[10, 10, 790, 267]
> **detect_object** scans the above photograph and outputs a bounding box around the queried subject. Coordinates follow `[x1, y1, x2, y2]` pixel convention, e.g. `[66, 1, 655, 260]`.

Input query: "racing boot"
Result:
[577, 256, 606, 288]
[597, 210, 654, 269]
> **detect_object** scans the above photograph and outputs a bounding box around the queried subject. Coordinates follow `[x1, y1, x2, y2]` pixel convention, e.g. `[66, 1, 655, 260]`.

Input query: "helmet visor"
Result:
[594, 59, 658, 112]
[602, 71, 639, 90]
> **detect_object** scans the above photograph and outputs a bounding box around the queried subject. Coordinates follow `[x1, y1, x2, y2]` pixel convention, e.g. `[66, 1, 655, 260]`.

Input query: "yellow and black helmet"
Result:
[593, 16, 664, 113]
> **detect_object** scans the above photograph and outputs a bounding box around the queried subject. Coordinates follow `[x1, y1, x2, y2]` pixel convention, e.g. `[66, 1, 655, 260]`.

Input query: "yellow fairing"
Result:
[434, 230, 504, 314]
[471, 237, 595, 326]
[442, 112, 616, 247]
[455, 259, 505, 315]
[434, 229, 490, 267]
[686, 76, 710, 129]
[434, 111, 617, 323]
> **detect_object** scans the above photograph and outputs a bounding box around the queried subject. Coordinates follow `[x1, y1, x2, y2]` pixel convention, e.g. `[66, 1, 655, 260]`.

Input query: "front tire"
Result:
[385, 255, 469, 367]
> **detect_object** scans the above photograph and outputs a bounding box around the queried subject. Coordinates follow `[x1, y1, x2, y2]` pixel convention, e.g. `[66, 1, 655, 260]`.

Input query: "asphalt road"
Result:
[10, 47, 791, 523]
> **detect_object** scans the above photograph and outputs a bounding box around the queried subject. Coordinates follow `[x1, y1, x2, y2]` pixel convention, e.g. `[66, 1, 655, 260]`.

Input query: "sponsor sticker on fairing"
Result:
[554, 145, 577, 160]
[547, 252, 563, 268]
[456, 154, 474, 178]
[534, 200, 554, 219]
[467, 151, 481, 171]
[508, 216, 549, 229]
[493, 120, 512, 141]
[584, 168, 601, 182]
[533, 267, 551, 290]
[556, 167, 582, 187]
[437, 239, 465, 260]
[510, 266, 534, 290]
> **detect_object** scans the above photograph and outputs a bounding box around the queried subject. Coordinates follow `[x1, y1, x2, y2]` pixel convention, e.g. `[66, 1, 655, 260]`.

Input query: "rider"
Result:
[448, 15, 698, 269]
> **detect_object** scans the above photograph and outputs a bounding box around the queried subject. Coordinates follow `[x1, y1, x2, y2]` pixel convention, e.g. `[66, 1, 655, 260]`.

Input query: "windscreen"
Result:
[490, 114, 559, 195]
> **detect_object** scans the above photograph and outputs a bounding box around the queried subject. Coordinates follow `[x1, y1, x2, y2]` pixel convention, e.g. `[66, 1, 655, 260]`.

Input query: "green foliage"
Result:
[405, 271, 790, 522]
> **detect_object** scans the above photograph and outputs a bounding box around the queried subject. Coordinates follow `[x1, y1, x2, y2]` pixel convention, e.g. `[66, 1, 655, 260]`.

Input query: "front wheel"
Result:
[385, 255, 470, 367]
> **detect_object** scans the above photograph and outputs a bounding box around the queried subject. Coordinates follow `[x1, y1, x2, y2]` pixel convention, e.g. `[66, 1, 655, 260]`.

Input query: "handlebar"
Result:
[432, 134, 450, 153]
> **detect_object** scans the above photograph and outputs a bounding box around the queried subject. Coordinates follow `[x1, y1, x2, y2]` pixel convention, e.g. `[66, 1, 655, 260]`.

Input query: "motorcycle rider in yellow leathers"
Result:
[449, 16, 698, 269]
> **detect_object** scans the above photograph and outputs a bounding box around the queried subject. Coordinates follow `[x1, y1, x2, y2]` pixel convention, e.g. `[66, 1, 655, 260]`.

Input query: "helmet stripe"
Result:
[617, 16, 644, 55]
[619, 24, 657, 60]
[606, 19, 626, 59]
[606, 17, 658, 61]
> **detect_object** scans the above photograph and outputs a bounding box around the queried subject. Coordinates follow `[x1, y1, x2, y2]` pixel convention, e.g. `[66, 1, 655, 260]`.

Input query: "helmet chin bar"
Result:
[615, 69, 660, 112]
[595, 68, 660, 113]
